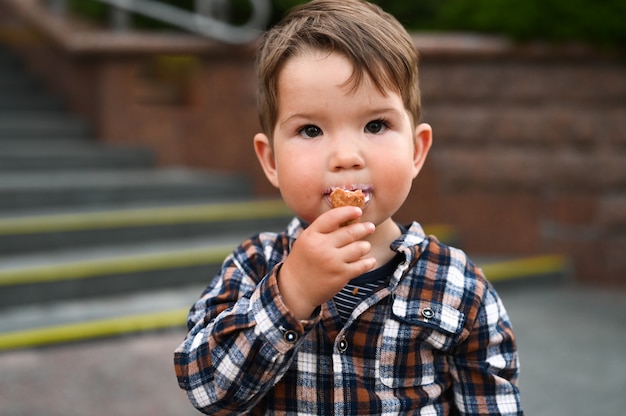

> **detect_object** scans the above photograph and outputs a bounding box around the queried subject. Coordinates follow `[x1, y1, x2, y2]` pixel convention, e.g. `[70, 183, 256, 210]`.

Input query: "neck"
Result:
[364, 218, 401, 268]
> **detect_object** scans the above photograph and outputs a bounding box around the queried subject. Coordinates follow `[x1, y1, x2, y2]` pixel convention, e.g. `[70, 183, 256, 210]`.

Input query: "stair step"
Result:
[0, 235, 247, 309]
[0, 199, 293, 254]
[0, 143, 155, 171]
[0, 285, 199, 351]
[0, 94, 65, 111]
[0, 112, 91, 139]
[0, 76, 44, 92]
[0, 48, 29, 68]
[0, 168, 252, 211]
[0, 138, 97, 148]
[0, 48, 21, 65]
[0, 253, 570, 351]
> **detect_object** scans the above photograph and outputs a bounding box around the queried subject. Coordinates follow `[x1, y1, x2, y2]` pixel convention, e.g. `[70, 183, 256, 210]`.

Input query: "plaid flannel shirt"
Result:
[174, 218, 523, 415]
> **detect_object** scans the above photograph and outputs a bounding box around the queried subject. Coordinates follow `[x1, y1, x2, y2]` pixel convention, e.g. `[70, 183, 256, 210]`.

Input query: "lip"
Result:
[324, 184, 373, 208]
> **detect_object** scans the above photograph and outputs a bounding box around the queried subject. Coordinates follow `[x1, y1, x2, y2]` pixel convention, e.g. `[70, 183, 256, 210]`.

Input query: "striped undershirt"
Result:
[334, 253, 404, 323]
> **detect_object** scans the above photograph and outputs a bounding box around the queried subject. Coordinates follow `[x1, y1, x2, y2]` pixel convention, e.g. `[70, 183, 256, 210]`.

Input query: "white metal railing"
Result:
[46, 0, 271, 44]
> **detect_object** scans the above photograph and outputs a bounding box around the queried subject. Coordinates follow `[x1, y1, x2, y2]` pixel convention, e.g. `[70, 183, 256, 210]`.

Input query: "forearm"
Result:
[174, 269, 319, 414]
[451, 287, 522, 415]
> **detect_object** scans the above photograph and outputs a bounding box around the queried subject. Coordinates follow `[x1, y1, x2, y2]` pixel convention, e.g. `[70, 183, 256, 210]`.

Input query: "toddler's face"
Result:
[259, 49, 429, 226]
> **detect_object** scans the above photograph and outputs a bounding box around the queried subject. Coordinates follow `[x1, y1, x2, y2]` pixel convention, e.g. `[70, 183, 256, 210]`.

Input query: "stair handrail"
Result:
[46, 0, 271, 45]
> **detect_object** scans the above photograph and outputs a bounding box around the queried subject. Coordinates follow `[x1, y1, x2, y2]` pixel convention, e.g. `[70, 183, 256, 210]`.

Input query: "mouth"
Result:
[324, 185, 373, 208]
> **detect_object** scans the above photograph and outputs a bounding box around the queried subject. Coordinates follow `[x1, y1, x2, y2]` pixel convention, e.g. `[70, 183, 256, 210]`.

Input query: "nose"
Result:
[329, 135, 365, 171]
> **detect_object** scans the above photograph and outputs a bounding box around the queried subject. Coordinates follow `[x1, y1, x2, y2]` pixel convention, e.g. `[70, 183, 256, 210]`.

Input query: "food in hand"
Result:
[330, 188, 366, 225]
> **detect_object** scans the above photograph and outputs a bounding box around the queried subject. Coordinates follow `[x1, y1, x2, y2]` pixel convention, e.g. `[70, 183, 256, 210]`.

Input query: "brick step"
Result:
[0, 253, 570, 351]
[424, 104, 626, 150]
[0, 168, 252, 211]
[0, 141, 154, 171]
[431, 148, 626, 192]
[0, 199, 293, 255]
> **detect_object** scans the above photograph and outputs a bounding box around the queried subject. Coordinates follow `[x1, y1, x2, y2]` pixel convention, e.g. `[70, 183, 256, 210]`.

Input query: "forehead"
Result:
[275, 50, 409, 128]
[277, 48, 393, 99]
[279, 49, 350, 86]
[277, 51, 376, 108]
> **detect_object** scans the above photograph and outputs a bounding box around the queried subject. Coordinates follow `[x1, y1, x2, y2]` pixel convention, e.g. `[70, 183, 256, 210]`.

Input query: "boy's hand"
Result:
[277, 206, 376, 320]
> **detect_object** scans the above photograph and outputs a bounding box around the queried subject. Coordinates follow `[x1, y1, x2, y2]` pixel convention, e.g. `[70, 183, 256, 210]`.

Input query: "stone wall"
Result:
[1, 1, 624, 286]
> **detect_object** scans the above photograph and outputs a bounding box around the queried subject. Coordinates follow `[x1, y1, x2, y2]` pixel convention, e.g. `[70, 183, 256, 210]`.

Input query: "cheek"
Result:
[276, 150, 315, 185]
[274, 151, 321, 210]
[371, 152, 416, 199]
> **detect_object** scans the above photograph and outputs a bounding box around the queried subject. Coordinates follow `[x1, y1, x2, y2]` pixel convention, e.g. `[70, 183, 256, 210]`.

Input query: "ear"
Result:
[253, 133, 280, 188]
[411, 123, 432, 178]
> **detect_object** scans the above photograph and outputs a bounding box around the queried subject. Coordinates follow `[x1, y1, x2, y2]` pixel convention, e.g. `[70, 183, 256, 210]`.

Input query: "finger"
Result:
[341, 240, 373, 263]
[332, 221, 375, 248]
[345, 256, 377, 276]
[315, 206, 363, 233]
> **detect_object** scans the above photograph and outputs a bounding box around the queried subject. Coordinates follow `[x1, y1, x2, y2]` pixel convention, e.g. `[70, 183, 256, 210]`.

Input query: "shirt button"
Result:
[283, 330, 299, 344]
[338, 338, 348, 352]
[421, 307, 435, 320]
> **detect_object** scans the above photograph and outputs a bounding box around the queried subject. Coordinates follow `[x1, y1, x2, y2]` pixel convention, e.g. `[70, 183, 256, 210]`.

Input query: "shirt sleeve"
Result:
[449, 283, 523, 415]
[173, 238, 320, 415]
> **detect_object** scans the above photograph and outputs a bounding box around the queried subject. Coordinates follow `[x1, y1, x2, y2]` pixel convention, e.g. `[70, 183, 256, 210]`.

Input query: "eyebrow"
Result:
[282, 105, 402, 121]
[368, 105, 400, 113]
[277, 112, 315, 128]
[362, 106, 405, 119]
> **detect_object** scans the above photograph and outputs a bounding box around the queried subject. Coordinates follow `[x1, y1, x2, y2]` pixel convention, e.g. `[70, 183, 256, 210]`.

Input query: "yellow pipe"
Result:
[482, 254, 569, 282]
[0, 199, 292, 235]
[0, 245, 233, 286]
[0, 308, 188, 351]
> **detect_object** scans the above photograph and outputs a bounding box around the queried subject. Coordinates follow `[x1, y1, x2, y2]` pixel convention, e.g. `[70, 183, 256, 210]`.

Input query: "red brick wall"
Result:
[397, 46, 626, 287]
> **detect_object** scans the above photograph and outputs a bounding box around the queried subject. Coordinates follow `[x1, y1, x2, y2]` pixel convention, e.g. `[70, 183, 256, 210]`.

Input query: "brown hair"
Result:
[255, 0, 422, 138]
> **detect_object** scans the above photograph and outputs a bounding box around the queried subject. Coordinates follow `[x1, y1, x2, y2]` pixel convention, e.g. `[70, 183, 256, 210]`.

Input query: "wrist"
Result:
[277, 262, 318, 321]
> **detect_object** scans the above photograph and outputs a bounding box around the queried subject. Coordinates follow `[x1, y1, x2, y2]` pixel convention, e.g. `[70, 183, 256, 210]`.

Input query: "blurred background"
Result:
[0, 0, 624, 414]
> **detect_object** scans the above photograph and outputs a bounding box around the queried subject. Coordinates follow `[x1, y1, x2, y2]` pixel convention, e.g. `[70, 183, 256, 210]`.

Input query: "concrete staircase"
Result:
[0, 45, 294, 350]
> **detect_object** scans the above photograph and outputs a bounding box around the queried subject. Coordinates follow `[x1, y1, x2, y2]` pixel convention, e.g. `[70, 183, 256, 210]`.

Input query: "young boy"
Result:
[174, 0, 523, 414]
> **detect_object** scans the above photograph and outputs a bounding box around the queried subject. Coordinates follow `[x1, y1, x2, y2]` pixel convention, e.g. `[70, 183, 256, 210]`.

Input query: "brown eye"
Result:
[365, 120, 387, 134]
[300, 125, 322, 138]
